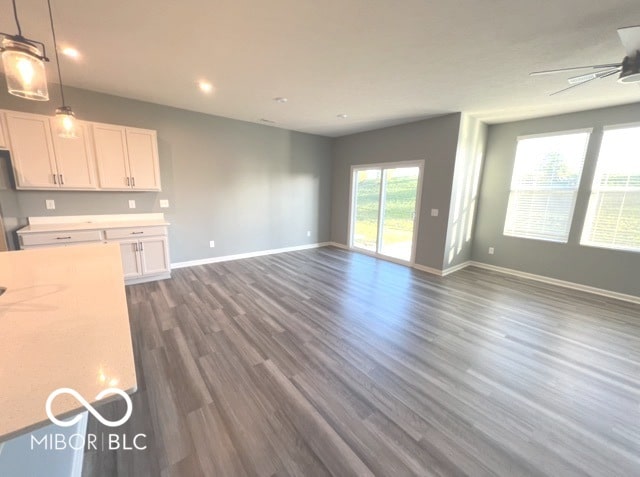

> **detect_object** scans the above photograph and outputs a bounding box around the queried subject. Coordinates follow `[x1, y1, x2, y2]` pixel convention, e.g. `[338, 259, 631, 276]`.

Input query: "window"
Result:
[504, 130, 591, 242]
[581, 124, 640, 252]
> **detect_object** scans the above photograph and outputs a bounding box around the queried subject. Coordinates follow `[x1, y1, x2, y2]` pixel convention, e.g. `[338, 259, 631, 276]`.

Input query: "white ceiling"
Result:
[3, 0, 640, 136]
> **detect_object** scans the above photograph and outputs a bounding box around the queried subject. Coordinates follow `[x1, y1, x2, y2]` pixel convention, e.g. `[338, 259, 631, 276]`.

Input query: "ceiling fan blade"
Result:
[530, 64, 621, 76]
[597, 68, 623, 79]
[550, 74, 601, 96]
[567, 68, 621, 84]
[617, 25, 640, 56]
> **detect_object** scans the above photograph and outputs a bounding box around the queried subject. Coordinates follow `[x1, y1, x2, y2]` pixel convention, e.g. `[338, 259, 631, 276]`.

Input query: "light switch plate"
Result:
[209, 240, 215, 248]
[45, 199, 55, 210]
[488, 247, 495, 255]
[306, 230, 311, 237]
[430, 208, 439, 217]
[128, 200, 136, 209]
[159, 199, 169, 208]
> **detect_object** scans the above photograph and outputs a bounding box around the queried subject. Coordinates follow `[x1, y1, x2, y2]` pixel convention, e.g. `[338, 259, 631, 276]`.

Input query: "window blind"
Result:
[581, 125, 640, 252]
[504, 131, 590, 242]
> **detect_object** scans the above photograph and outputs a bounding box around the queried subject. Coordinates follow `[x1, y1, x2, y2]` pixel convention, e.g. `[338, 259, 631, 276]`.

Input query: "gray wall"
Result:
[331, 113, 462, 270]
[443, 114, 487, 269]
[472, 102, 640, 297]
[0, 81, 333, 263]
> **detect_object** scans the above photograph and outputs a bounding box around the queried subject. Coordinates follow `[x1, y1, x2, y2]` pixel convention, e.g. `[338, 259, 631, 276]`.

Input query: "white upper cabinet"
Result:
[92, 123, 161, 191]
[93, 123, 131, 190]
[5, 111, 58, 189]
[0, 109, 161, 192]
[125, 128, 161, 190]
[5, 111, 98, 190]
[0, 112, 8, 149]
[49, 120, 97, 190]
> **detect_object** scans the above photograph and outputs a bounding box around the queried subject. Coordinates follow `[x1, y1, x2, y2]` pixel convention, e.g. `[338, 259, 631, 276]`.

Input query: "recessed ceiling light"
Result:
[198, 80, 213, 94]
[337, 113, 348, 119]
[61, 47, 80, 59]
[273, 97, 288, 103]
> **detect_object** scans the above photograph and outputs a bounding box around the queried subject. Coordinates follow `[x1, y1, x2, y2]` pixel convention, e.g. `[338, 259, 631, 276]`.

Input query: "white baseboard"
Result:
[171, 242, 332, 269]
[327, 241, 349, 250]
[469, 261, 640, 305]
[412, 263, 444, 276]
[442, 260, 472, 276]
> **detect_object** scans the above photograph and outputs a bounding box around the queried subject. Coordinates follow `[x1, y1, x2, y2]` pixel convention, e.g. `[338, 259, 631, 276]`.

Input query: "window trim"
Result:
[515, 127, 594, 142]
[602, 120, 640, 132]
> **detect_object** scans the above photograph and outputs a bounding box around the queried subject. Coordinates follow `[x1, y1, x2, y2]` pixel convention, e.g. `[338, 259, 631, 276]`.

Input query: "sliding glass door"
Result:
[350, 162, 422, 263]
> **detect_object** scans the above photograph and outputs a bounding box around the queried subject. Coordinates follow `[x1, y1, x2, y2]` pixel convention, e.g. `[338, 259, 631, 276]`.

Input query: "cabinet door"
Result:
[0, 112, 8, 149]
[5, 111, 58, 189]
[119, 240, 143, 278]
[139, 237, 169, 276]
[50, 120, 97, 190]
[93, 123, 131, 190]
[125, 128, 161, 190]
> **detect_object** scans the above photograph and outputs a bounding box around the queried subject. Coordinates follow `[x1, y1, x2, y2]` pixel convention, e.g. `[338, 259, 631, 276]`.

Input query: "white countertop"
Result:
[17, 219, 169, 234]
[0, 243, 137, 442]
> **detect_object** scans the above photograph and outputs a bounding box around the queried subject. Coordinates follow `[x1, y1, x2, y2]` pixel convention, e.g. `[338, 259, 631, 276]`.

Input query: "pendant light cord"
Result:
[12, 0, 23, 36]
[46, 0, 66, 106]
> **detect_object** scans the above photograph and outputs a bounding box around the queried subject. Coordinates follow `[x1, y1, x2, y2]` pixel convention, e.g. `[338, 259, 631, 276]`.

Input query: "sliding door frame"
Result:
[347, 160, 424, 265]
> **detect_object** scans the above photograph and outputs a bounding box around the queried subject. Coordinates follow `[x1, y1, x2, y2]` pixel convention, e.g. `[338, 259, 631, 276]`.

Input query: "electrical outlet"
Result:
[128, 200, 136, 209]
[159, 199, 169, 208]
[209, 240, 215, 248]
[306, 230, 311, 237]
[45, 199, 55, 210]
[430, 209, 439, 217]
[488, 247, 495, 255]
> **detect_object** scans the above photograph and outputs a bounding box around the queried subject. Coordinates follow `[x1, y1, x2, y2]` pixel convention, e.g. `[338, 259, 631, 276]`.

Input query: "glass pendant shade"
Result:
[1, 38, 48, 101]
[55, 106, 78, 139]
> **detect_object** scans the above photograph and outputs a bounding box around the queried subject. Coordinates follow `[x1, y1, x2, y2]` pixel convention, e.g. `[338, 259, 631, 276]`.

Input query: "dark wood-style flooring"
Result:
[83, 246, 640, 477]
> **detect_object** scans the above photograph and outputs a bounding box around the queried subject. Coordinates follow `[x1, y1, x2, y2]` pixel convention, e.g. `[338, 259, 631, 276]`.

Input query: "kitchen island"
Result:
[0, 242, 137, 476]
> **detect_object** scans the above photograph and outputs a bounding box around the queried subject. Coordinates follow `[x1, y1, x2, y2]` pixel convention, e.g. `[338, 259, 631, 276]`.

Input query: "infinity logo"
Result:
[45, 388, 133, 428]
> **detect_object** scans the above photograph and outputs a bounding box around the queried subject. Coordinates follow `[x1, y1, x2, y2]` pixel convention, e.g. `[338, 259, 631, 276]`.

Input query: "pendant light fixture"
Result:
[0, 0, 50, 100]
[47, 0, 78, 138]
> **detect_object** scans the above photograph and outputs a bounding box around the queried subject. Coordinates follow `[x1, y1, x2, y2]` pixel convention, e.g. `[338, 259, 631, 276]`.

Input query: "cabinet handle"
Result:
[126, 177, 130, 186]
[139, 241, 144, 251]
[56, 236, 71, 240]
[134, 242, 138, 252]
[130, 231, 144, 235]
[53, 174, 57, 184]
[131, 177, 136, 187]
[59, 174, 64, 185]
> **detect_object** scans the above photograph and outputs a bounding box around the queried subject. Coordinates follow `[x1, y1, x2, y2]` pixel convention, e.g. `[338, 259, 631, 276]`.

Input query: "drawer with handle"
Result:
[104, 226, 167, 240]
[20, 230, 103, 247]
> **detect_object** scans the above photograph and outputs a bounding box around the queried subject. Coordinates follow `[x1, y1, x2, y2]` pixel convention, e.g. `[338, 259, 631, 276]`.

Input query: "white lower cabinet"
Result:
[140, 237, 169, 275]
[17, 218, 171, 284]
[119, 236, 170, 280]
[119, 239, 144, 279]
